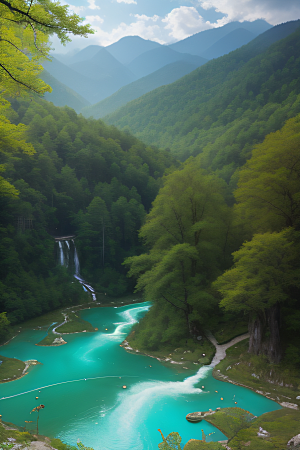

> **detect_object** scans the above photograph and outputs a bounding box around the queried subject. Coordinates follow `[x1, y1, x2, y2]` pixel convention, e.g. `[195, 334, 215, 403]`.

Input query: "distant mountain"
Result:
[42, 57, 100, 103]
[106, 36, 161, 65]
[104, 21, 300, 167]
[127, 46, 207, 78]
[81, 60, 199, 119]
[41, 70, 90, 113]
[69, 47, 136, 83]
[64, 45, 103, 64]
[43, 50, 137, 104]
[169, 19, 272, 56]
[200, 28, 256, 60]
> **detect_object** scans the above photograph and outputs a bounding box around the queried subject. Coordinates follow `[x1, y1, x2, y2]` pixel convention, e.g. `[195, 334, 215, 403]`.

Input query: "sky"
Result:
[51, 0, 300, 52]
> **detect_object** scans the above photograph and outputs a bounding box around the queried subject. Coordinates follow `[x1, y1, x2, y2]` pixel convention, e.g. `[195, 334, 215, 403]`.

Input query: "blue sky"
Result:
[51, 0, 300, 52]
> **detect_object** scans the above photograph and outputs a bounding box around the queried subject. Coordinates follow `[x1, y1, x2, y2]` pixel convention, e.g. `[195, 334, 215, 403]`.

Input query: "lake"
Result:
[0, 303, 281, 449]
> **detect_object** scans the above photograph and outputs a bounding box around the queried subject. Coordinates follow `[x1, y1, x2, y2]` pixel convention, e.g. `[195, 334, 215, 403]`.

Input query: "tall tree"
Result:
[125, 162, 233, 338]
[213, 229, 300, 362]
[234, 114, 300, 233]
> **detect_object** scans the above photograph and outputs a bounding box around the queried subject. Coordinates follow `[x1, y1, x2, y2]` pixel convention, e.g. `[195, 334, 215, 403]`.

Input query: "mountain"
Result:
[106, 36, 162, 65]
[41, 70, 90, 113]
[127, 46, 207, 78]
[81, 60, 199, 119]
[42, 56, 101, 103]
[169, 19, 272, 56]
[43, 51, 136, 104]
[104, 21, 300, 168]
[200, 28, 256, 60]
[63, 45, 103, 64]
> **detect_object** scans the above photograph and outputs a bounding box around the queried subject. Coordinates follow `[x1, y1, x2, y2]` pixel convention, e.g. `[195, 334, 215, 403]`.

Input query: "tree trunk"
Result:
[248, 303, 281, 363]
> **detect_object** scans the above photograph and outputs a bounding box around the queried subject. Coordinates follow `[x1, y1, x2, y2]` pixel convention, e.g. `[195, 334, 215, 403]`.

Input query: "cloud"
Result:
[117, 0, 137, 4]
[66, 3, 85, 14]
[162, 6, 212, 40]
[85, 15, 104, 23]
[87, 0, 100, 10]
[198, 0, 300, 26]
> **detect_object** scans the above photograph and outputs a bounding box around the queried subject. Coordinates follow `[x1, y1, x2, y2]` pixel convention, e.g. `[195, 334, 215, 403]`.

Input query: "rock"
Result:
[287, 434, 300, 447]
[280, 402, 299, 410]
[296, 396, 300, 400]
[257, 426, 270, 438]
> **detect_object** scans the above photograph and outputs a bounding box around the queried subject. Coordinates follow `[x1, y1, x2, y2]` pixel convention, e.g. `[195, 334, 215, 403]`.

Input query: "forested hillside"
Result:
[105, 21, 300, 174]
[0, 97, 177, 326]
[126, 113, 300, 368]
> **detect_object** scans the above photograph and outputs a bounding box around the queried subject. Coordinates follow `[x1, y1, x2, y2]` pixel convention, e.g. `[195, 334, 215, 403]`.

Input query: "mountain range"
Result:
[44, 19, 272, 114]
[103, 20, 300, 169]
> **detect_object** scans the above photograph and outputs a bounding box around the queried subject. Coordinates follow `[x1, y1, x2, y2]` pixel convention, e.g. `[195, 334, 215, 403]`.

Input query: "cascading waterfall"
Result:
[57, 238, 97, 302]
[58, 241, 64, 266]
[73, 239, 80, 276]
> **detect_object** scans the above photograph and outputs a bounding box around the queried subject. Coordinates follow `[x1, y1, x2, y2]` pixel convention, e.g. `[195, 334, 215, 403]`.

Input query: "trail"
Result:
[206, 331, 250, 367]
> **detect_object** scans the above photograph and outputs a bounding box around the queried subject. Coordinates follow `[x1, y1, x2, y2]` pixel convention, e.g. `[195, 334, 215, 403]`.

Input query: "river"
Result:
[0, 303, 281, 449]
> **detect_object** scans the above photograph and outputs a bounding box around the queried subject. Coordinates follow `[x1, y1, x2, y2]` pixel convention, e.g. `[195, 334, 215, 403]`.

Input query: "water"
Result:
[0, 303, 281, 449]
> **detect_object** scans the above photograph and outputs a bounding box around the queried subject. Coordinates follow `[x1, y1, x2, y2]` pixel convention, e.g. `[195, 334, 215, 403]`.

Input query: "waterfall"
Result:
[57, 238, 97, 302]
[73, 239, 80, 276]
[58, 241, 64, 266]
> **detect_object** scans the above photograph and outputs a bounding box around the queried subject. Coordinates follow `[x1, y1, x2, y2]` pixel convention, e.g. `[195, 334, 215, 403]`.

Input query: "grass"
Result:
[203, 407, 255, 439]
[213, 339, 300, 407]
[183, 442, 224, 450]
[229, 408, 300, 449]
[0, 355, 25, 382]
[0, 422, 34, 446]
[126, 333, 216, 370]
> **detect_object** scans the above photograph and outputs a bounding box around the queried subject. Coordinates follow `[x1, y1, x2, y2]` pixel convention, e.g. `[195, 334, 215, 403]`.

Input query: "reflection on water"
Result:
[0, 303, 281, 450]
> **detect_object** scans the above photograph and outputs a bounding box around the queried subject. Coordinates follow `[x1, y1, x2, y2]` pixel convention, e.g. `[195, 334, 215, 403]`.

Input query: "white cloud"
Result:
[85, 15, 104, 24]
[198, 0, 300, 26]
[162, 6, 212, 40]
[117, 0, 137, 4]
[66, 3, 85, 14]
[87, 0, 100, 10]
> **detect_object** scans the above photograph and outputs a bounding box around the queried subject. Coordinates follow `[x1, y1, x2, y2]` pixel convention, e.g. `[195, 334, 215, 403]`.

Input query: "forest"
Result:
[0, 0, 299, 402]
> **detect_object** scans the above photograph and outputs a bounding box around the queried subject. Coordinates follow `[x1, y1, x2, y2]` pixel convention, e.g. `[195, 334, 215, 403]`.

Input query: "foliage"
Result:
[234, 114, 300, 232]
[183, 441, 223, 450]
[204, 408, 254, 439]
[229, 408, 300, 449]
[125, 162, 235, 338]
[158, 429, 182, 450]
[0, 95, 177, 324]
[0, 0, 93, 94]
[213, 229, 300, 315]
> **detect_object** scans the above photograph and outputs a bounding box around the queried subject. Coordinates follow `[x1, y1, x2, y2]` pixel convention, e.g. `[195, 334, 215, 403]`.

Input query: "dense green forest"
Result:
[0, 96, 177, 326]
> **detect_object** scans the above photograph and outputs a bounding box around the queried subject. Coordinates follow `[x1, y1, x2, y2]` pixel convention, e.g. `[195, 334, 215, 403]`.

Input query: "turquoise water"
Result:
[0, 303, 281, 449]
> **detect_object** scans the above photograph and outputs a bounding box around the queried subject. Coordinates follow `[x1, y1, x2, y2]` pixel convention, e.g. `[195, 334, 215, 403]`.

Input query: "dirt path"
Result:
[205, 331, 250, 367]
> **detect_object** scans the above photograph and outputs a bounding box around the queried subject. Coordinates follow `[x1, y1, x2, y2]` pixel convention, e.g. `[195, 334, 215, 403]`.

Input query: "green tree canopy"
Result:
[234, 114, 300, 233]
[125, 162, 233, 337]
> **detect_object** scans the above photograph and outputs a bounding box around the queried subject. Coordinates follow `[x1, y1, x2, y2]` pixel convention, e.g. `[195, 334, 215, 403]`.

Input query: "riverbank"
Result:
[212, 339, 300, 410]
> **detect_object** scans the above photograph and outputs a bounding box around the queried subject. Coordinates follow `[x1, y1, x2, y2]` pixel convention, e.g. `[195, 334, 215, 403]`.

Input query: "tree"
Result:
[213, 229, 300, 362]
[125, 163, 233, 338]
[0, 0, 93, 93]
[234, 114, 300, 233]
[0, 311, 10, 342]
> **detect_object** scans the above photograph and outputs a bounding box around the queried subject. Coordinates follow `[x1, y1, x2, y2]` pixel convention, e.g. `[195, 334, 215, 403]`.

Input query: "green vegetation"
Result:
[0, 355, 25, 382]
[214, 340, 300, 407]
[229, 408, 300, 449]
[204, 408, 255, 439]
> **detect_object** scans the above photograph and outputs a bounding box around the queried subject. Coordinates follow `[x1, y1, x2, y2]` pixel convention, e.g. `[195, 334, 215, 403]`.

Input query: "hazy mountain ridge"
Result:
[103, 21, 300, 167]
[81, 60, 199, 119]
[45, 20, 272, 111]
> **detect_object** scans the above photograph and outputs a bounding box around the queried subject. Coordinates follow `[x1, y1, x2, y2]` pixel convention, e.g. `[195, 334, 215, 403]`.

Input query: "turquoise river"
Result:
[0, 303, 281, 449]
